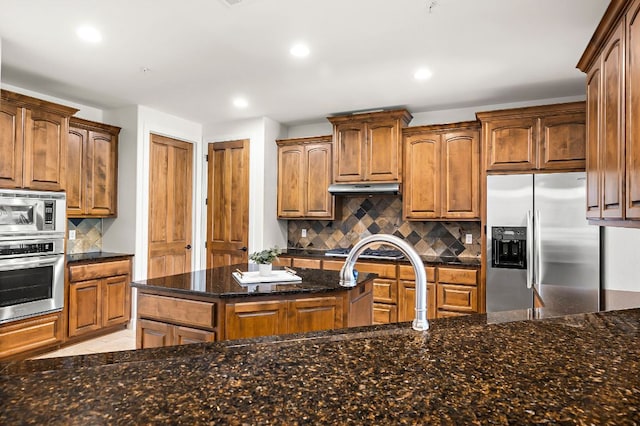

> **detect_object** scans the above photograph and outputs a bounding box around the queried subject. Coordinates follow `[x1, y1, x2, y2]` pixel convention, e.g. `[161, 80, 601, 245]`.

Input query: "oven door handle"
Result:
[0, 255, 62, 271]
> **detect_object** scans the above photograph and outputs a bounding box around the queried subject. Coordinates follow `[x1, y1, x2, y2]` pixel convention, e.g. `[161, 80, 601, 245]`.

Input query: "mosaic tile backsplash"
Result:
[287, 197, 481, 258]
[67, 218, 103, 254]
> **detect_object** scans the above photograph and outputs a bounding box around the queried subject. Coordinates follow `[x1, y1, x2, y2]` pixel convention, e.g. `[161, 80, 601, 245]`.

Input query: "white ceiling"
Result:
[0, 0, 610, 126]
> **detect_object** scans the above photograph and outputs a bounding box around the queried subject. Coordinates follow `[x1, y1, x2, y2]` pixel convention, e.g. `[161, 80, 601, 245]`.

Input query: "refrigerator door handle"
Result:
[535, 209, 542, 288]
[526, 210, 534, 289]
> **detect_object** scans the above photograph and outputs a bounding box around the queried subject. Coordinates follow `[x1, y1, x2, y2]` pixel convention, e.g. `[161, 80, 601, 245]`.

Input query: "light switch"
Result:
[69, 230, 76, 240]
[465, 234, 473, 244]
[301, 229, 307, 238]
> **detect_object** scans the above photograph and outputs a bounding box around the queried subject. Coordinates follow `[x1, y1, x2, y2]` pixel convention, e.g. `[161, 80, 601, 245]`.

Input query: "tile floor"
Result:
[32, 327, 136, 359]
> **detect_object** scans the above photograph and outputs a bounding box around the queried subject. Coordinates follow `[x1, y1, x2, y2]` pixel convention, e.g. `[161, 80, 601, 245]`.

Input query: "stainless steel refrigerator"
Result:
[486, 172, 600, 314]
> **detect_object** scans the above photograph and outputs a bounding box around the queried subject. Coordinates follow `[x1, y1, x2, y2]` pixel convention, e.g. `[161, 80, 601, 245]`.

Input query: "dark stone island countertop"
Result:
[284, 247, 482, 267]
[2, 308, 639, 424]
[131, 263, 376, 299]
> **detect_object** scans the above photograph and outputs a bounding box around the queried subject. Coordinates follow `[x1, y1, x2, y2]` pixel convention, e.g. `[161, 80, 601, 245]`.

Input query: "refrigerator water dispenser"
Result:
[491, 226, 527, 269]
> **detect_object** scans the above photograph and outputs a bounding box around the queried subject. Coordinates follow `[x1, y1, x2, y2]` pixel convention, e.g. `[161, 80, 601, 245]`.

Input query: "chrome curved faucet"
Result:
[339, 234, 429, 331]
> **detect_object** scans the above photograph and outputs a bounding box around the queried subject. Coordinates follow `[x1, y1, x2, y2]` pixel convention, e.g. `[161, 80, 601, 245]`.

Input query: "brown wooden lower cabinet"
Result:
[0, 312, 63, 360]
[137, 319, 215, 349]
[68, 258, 132, 339]
[136, 279, 373, 349]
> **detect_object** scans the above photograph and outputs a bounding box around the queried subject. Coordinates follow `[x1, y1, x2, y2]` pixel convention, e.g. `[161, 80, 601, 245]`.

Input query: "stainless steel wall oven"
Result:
[0, 190, 66, 324]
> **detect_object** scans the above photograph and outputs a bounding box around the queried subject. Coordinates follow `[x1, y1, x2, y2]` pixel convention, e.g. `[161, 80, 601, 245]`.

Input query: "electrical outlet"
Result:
[301, 229, 307, 238]
[69, 230, 76, 240]
[465, 233, 473, 244]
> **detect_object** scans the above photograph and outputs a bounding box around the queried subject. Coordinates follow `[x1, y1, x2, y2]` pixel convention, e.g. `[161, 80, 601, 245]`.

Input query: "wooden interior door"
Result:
[148, 134, 193, 279]
[207, 139, 250, 268]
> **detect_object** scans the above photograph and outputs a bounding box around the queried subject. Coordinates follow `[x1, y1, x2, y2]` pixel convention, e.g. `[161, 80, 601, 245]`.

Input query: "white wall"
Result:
[603, 227, 640, 291]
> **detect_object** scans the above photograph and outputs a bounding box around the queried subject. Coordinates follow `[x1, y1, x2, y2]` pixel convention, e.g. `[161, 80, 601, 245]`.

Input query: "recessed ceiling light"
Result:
[233, 97, 249, 108]
[290, 43, 310, 58]
[76, 25, 102, 43]
[414, 67, 433, 81]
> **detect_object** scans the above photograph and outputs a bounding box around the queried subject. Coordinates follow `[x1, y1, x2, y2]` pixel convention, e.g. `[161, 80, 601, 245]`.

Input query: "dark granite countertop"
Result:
[284, 247, 481, 267]
[1, 308, 639, 423]
[131, 263, 375, 299]
[66, 251, 133, 264]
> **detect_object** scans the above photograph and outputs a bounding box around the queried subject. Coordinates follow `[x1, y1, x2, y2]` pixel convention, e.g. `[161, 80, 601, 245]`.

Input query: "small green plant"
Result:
[249, 246, 282, 264]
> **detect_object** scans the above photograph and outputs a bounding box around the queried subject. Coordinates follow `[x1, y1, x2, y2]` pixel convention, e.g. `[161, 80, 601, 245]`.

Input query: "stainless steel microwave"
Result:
[0, 189, 66, 237]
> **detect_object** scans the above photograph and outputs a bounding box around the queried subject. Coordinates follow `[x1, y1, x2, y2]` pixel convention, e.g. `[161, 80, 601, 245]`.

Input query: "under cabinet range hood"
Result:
[328, 183, 401, 195]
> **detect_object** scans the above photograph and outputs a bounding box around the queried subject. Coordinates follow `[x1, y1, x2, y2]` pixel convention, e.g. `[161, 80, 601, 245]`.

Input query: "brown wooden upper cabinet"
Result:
[577, 0, 640, 224]
[403, 122, 480, 220]
[67, 117, 120, 217]
[0, 90, 78, 191]
[327, 109, 413, 183]
[276, 135, 334, 219]
[477, 102, 586, 173]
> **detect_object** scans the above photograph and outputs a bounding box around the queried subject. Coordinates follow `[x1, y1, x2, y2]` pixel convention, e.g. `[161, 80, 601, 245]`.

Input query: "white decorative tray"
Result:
[232, 270, 302, 284]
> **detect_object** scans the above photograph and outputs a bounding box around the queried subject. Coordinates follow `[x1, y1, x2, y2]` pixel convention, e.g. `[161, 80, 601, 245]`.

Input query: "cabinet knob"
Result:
[185, 245, 192, 250]
[239, 246, 248, 252]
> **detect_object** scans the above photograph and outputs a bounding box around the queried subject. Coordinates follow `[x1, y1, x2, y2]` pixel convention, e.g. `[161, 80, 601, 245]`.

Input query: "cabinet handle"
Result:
[238, 247, 248, 252]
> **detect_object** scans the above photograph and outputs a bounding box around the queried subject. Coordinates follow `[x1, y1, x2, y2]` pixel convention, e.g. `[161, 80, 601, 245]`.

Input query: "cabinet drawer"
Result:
[437, 284, 478, 312]
[273, 257, 292, 267]
[438, 267, 477, 286]
[322, 259, 345, 271]
[138, 294, 216, 330]
[0, 313, 62, 359]
[355, 262, 397, 278]
[69, 259, 130, 282]
[291, 258, 322, 269]
[398, 265, 436, 282]
[373, 278, 397, 304]
[373, 303, 398, 324]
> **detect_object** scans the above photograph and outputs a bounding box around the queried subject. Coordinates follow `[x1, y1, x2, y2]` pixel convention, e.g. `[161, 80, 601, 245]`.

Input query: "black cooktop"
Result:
[325, 247, 405, 260]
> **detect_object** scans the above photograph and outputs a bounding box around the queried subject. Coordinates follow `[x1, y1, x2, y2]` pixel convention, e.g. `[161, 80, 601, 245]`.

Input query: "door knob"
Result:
[185, 245, 192, 249]
[239, 247, 248, 252]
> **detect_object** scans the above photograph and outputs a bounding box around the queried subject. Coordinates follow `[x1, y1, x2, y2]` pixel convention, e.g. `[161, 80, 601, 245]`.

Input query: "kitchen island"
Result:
[1, 307, 639, 423]
[131, 264, 376, 347]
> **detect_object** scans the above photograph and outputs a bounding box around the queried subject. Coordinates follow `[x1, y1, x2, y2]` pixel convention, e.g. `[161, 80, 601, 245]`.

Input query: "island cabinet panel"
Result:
[224, 301, 287, 340]
[276, 136, 334, 219]
[287, 297, 343, 334]
[347, 279, 373, 328]
[403, 123, 480, 220]
[328, 109, 412, 184]
[67, 258, 132, 340]
[0, 90, 77, 191]
[477, 102, 586, 174]
[67, 117, 120, 217]
[0, 312, 63, 360]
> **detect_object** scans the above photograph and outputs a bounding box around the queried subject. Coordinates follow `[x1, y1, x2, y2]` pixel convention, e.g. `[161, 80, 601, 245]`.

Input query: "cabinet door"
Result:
[366, 119, 401, 181]
[277, 144, 304, 217]
[334, 122, 365, 182]
[86, 130, 118, 216]
[538, 113, 586, 171]
[403, 132, 440, 219]
[224, 300, 287, 340]
[600, 22, 625, 219]
[137, 319, 173, 349]
[68, 279, 102, 338]
[22, 109, 67, 191]
[627, 0, 640, 219]
[0, 102, 23, 189]
[484, 118, 536, 171]
[304, 143, 333, 218]
[66, 127, 87, 216]
[398, 280, 436, 322]
[287, 297, 343, 334]
[102, 275, 131, 328]
[174, 325, 216, 345]
[441, 130, 480, 219]
[585, 63, 603, 219]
